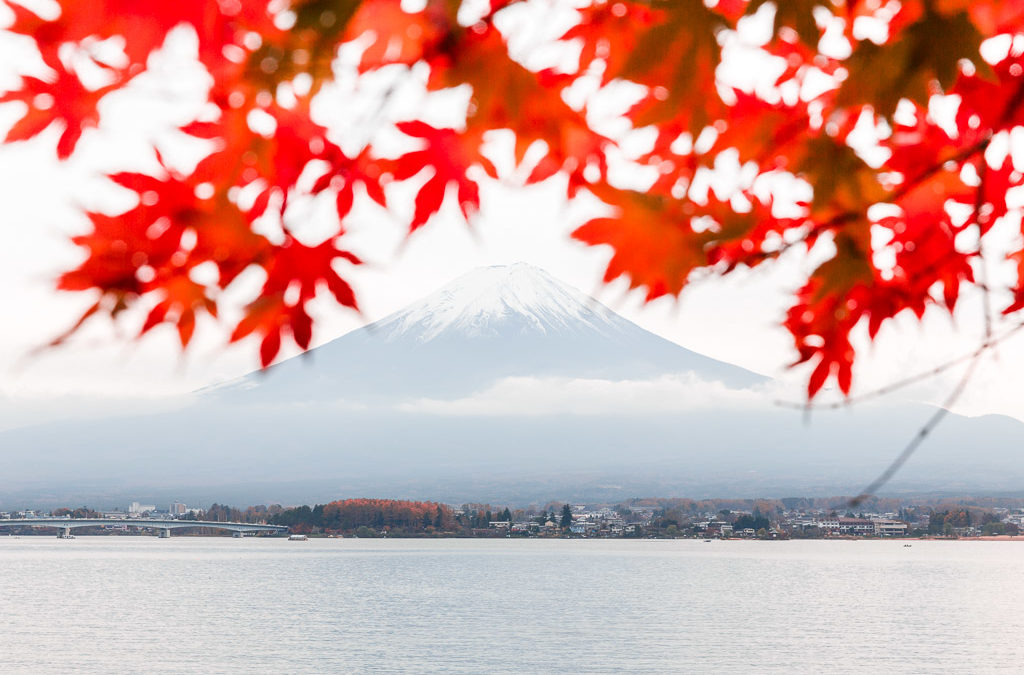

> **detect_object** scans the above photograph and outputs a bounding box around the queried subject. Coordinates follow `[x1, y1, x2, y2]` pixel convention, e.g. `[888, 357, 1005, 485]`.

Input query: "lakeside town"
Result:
[4, 495, 1024, 539]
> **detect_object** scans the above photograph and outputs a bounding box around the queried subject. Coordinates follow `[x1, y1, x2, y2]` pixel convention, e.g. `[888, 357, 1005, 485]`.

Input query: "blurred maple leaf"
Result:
[5, 0, 1024, 400]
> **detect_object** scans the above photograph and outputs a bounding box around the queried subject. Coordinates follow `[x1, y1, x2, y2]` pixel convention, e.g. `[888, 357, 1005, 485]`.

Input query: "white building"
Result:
[874, 520, 909, 536]
[128, 502, 156, 515]
[837, 518, 876, 535]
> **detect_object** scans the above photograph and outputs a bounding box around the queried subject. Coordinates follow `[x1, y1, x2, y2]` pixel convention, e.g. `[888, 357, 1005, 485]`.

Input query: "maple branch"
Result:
[848, 345, 985, 507]
[891, 139, 990, 203]
[973, 159, 994, 346]
[772, 139, 1010, 413]
[774, 318, 1024, 411]
[751, 116, 810, 169]
[774, 308, 1022, 504]
[717, 135, 992, 273]
[999, 76, 1024, 128]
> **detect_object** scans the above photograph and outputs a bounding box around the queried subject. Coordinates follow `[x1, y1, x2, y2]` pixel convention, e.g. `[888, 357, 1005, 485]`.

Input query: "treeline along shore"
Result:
[7, 495, 1024, 539]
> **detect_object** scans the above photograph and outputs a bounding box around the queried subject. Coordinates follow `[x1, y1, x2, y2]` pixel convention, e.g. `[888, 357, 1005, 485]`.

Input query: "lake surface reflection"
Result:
[1, 537, 1021, 673]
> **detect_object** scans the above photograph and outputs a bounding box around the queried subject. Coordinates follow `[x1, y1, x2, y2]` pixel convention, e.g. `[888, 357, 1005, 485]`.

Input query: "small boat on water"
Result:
[288, 534, 308, 541]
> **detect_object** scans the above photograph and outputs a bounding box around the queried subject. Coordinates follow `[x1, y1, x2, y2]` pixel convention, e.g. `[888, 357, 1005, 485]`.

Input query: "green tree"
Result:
[561, 504, 573, 530]
[733, 513, 770, 531]
[982, 522, 1006, 536]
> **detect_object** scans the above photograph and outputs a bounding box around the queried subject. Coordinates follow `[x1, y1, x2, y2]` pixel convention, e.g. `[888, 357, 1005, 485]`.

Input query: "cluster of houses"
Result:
[786, 516, 908, 536]
[477, 506, 640, 537]
[477, 505, 918, 538]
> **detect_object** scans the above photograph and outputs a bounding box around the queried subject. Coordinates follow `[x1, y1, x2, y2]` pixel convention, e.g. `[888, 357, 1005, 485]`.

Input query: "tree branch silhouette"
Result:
[849, 346, 986, 507]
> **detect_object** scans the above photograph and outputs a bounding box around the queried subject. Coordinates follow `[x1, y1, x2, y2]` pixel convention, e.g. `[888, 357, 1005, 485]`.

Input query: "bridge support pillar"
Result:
[158, 528, 171, 538]
[57, 527, 71, 539]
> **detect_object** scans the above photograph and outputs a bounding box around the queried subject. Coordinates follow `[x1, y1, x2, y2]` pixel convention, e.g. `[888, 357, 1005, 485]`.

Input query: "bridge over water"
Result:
[0, 518, 289, 538]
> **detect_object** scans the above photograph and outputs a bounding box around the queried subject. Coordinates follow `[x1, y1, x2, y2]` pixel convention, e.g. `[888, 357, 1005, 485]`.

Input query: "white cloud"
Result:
[396, 373, 777, 417]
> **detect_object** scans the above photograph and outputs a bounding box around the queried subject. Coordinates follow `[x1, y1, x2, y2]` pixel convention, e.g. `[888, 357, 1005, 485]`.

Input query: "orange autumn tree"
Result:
[320, 498, 451, 530]
[4, 0, 1024, 396]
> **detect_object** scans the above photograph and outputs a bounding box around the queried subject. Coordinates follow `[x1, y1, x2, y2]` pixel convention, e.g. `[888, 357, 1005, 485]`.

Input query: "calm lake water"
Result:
[1, 537, 1022, 673]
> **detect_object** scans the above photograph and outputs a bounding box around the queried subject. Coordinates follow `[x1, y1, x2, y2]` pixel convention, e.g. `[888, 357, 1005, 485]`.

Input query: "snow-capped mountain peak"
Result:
[370, 263, 623, 342]
[208, 262, 763, 400]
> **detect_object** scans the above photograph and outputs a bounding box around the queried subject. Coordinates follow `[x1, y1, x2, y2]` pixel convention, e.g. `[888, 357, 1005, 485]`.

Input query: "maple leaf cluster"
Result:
[4, 0, 1024, 395]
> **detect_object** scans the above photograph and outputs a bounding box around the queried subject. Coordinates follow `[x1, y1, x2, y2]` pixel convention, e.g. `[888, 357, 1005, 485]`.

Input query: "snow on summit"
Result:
[370, 263, 624, 342]
[210, 262, 764, 400]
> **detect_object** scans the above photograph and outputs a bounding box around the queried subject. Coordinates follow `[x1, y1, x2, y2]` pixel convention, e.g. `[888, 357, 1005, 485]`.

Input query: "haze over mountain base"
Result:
[3, 264, 1022, 509]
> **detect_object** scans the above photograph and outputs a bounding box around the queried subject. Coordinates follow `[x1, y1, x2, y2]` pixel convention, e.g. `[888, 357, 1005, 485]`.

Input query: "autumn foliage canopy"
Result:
[272, 498, 452, 532]
[4, 0, 1024, 396]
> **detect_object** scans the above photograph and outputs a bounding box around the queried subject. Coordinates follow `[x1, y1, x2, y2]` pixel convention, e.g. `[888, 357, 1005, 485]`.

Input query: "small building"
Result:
[128, 502, 156, 515]
[873, 520, 908, 536]
[837, 518, 875, 535]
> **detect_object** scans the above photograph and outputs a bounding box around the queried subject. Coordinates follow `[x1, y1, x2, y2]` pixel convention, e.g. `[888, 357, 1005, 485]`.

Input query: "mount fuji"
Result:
[3, 263, 1024, 508]
[210, 262, 761, 402]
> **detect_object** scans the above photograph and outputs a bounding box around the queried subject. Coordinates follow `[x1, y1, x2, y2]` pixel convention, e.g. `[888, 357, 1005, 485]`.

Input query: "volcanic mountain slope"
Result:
[4, 263, 1024, 507]
[211, 262, 763, 401]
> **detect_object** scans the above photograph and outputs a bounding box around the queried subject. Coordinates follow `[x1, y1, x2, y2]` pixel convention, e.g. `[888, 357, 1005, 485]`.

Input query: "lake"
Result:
[0, 537, 1021, 673]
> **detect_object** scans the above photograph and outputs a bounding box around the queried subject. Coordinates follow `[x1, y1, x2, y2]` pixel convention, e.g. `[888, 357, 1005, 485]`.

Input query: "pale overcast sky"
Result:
[1, 7, 1022, 423]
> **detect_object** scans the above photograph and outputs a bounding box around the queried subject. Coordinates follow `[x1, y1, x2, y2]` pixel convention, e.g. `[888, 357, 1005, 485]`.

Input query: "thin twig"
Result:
[973, 158, 995, 347]
[774, 319, 1024, 411]
[848, 348, 986, 507]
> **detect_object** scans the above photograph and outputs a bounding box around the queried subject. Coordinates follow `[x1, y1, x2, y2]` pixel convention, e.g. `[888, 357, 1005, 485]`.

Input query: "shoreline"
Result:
[8, 533, 1024, 541]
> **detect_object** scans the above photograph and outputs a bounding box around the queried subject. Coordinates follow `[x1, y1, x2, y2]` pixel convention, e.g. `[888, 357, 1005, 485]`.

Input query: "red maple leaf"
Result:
[230, 235, 361, 365]
[391, 121, 491, 231]
[0, 64, 116, 158]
